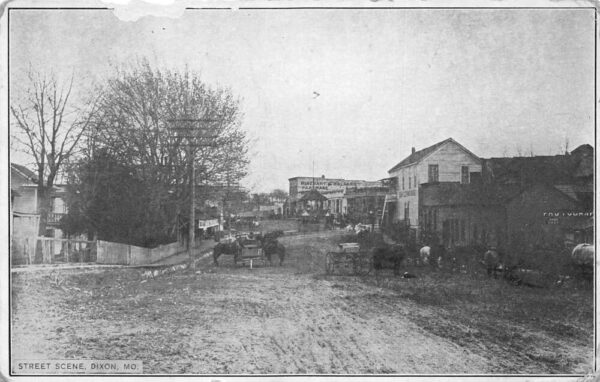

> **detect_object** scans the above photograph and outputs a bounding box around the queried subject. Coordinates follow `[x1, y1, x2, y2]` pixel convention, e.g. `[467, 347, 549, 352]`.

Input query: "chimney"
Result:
[411, 147, 416, 154]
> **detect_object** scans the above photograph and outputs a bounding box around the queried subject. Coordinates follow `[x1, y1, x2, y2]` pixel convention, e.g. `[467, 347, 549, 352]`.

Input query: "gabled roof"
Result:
[483, 155, 580, 185]
[299, 189, 328, 202]
[554, 184, 592, 201]
[11, 163, 38, 183]
[388, 138, 479, 173]
[570, 144, 593, 157]
[505, 183, 582, 208]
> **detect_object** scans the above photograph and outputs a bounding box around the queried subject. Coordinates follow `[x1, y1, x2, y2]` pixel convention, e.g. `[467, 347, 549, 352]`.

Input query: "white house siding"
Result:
[389, 140, 482, 230]
[12, 186, 37, 214]
[390, 164, 419, 228]
[418, 142, 482, 184]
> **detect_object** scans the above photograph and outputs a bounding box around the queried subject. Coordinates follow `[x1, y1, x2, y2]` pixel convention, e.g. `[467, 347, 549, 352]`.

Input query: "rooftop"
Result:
[11, 163, 38, 183]
[388, 138, 479, 173]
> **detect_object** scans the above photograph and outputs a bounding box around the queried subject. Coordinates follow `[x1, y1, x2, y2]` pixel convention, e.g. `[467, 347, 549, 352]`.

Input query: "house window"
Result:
[409, 176, 412, 189]
[461, 166, 469, 184]
[428, 164, 439, 183]
[414, 174, 417, 187]
[402, 176, 405, 190]
[404, 202, 410, 222]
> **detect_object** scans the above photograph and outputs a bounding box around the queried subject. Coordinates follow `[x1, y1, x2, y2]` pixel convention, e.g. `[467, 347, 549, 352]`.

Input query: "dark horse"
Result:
[372, 244, 407, 276]
[263, 239, 286, 266]
[213, 239, 242, 266]
[257, 230, 284, 247]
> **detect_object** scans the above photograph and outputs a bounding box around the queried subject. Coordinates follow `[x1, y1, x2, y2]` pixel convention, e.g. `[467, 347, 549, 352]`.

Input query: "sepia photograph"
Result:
[4, 0, 596, 378]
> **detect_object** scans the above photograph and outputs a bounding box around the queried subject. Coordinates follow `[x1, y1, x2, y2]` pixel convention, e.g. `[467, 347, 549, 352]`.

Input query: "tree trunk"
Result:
[35, 188, 53, 263]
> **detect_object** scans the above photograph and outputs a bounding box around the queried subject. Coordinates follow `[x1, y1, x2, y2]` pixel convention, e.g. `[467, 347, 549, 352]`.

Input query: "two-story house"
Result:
[11, 163, 40, 238]
[387, 138, 482, 234]
[11, 163, 71, 263]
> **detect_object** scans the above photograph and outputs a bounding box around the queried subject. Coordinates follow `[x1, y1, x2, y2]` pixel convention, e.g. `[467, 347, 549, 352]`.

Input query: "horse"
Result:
[372, 244, 407, 276]
[572, 243, 594, 280]
[213, 238, 242, 266]
[482, 248, 501, 278]
[263, 239, 286, 266]
[419, 246, 431, 266]
[257, 230, 284, 247]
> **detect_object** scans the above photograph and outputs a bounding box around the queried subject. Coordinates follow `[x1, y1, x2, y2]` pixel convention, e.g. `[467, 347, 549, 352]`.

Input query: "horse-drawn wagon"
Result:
[325, 242, 371, 275]
[239, 238, 265, 269]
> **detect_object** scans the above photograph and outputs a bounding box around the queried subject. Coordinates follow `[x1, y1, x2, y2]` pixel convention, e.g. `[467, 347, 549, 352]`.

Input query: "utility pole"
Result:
[189, 139, 196, 266]
[167, 118, 219, 269]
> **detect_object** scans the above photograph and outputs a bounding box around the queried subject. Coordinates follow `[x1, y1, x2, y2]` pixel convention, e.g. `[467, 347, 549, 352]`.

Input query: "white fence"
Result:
[96, 240, 186, 265]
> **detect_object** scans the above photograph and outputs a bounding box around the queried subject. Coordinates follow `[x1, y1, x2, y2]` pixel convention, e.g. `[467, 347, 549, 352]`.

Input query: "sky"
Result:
[8, 7, 595, 192]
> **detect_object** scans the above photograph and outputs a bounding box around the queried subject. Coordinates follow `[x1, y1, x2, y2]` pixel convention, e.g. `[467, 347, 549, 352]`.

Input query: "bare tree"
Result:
[515, 144, 523, 157]
[10, 69, 98, 238]
[81, 60, 249, 248]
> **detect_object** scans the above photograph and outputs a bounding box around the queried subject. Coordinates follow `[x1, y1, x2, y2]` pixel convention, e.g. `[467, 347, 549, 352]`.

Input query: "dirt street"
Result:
[12, 268, 490, 374]
[10, 231, 593, 374]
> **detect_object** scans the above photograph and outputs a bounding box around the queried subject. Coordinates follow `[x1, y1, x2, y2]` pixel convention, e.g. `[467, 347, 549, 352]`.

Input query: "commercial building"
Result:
[387, 138, 482, 231]
[288, 176, 382, 215]
[416, 142, 593, 248]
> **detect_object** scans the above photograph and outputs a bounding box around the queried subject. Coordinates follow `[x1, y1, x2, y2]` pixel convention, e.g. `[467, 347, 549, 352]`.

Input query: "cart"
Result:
[325, 242, 372, 275]
[240, 239, 265, 269]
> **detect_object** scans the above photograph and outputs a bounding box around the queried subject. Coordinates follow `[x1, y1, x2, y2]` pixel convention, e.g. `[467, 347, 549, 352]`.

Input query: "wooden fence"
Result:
[38, 237, 97, 264]
[30, 237, 97, 264]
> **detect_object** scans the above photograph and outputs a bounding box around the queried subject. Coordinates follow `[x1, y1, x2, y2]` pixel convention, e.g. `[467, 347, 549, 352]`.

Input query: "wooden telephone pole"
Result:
[167, 118, 219, 268]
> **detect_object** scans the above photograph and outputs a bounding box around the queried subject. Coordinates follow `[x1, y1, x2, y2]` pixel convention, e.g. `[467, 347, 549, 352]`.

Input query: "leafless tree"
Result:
[10, 69, 99, 237]
[515, 144, 523, 157]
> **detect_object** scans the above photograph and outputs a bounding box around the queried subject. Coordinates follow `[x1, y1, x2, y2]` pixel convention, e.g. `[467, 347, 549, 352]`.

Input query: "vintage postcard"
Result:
[2, 0, 596, 379]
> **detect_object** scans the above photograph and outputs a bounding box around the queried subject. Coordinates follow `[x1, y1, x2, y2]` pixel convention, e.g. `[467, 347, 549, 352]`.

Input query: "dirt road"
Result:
[12, 266, 491, 374]
[10, 230, 593, 374]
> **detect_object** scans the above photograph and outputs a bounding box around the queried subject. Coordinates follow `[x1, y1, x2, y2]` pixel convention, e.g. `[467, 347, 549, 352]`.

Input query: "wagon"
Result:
[239, 239, 265, 269]
[325, 242, 372, 275]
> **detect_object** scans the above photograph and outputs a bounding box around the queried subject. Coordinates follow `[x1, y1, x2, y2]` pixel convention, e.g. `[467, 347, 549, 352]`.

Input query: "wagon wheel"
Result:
[362, 255, 374, 276]
[354, 252, 372, 276]
[325, 252, 336, 275]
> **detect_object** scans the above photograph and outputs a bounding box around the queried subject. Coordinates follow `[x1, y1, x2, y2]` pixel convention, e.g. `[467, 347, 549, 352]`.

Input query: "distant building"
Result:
[344, 186, 389, 226]
[288, 175, 382, 215]
[323, 189, 347, 215]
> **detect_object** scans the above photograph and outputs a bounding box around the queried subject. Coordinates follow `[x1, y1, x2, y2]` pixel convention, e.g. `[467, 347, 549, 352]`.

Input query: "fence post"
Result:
[25, 238, 31, 265]
[41, 239, 47, 264]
